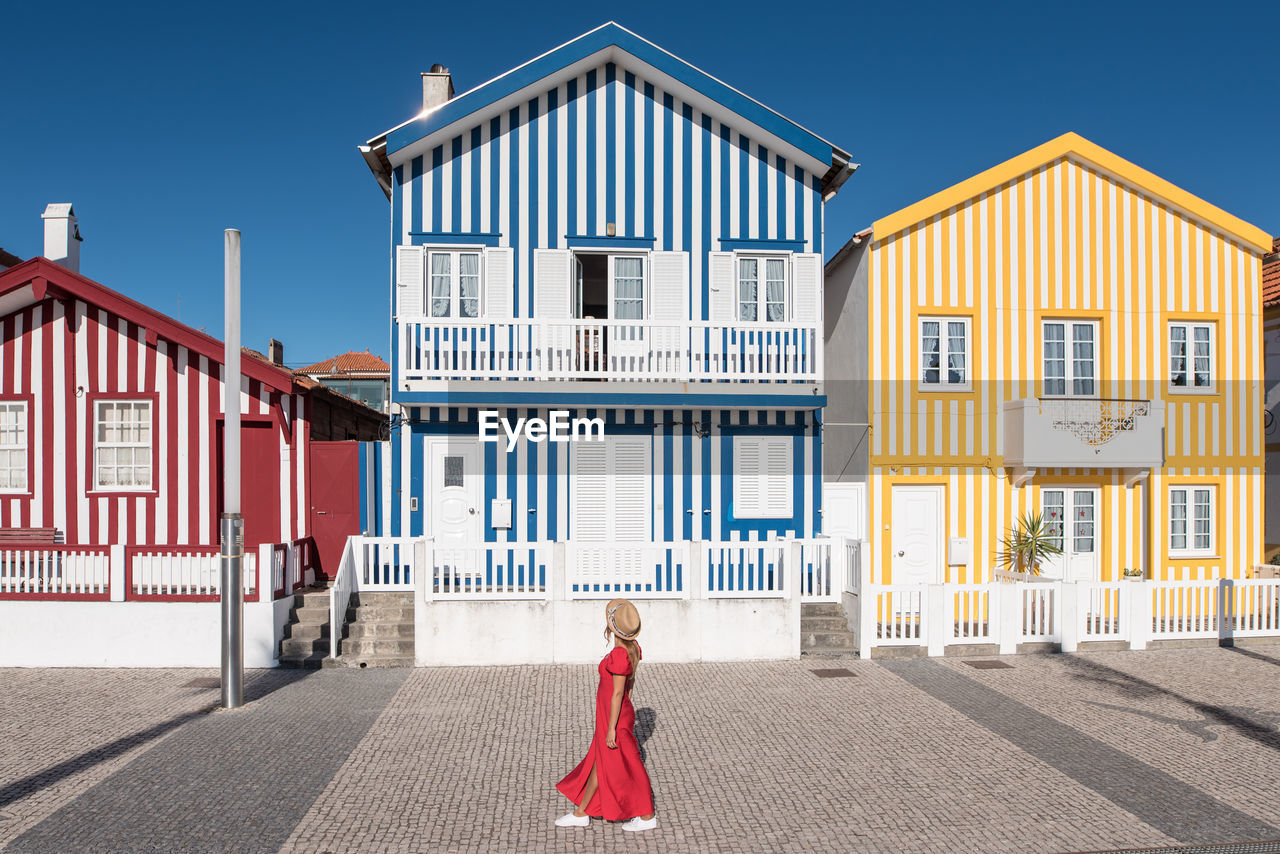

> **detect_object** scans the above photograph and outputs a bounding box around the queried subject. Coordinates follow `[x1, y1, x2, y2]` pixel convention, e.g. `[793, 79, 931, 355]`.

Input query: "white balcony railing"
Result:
[1003, 397, 1164, 469]
[398, 317, 821, 384]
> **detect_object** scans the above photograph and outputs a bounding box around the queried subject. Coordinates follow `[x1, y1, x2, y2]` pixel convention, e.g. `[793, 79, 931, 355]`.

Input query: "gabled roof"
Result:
[297, 350, 389, 375]
[363, 22, 853, 199]
[871, 132, 1272, 255]
[0, 257, 296, 391]
[1264, 237, 1280, 309]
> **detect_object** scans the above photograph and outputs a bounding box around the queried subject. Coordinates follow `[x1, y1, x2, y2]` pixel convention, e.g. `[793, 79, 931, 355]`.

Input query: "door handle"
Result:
[468, 508, 476, 515]
[897, 550, 905, 557]
[316, 511, 327, 516]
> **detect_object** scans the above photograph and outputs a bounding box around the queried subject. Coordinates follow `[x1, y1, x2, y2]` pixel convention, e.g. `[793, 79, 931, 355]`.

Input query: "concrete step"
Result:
[350, 591, 414, 607]
[289, 604, 331, 623]
[292, 588, 331, 607]
[282, 622, 330, 642]
[340, 638, 415, 658]
[347, 605, 415, 623]
[280, 636, 330, 657]
[801, 647, 860, 659]
[801, 602, 845, 618]
[323, 654, 414, 669]
[800, 616, 851, 633]
[278, 652, 326, 670]
[345, 621, 414, 640]
[801, 630, 856, 650]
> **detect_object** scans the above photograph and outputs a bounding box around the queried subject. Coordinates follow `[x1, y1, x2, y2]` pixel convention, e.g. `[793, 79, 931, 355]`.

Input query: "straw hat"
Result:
[605, 598, 641, 640]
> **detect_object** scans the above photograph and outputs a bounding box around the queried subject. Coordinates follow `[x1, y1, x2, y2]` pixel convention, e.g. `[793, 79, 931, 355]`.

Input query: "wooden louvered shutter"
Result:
[648, 251, 688, 371]
[790, 252, 821, 324]
[572, 441, 609, 542]
[733, 436, 793, 519]
[484, 247, 513, 320]
[708, 251, 736, 323]
[534, 249, 573, 369]
[611, 437, 652, 541]
[396, 245, 424, 318]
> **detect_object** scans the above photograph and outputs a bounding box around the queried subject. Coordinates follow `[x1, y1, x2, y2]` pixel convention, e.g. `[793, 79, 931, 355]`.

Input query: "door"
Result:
[607, 254, 647, 370]
[890, 486, 943, 585]
[1039, 487, 1100, 581]
[429, 440, 482, 587]
[308, 442, 360, 581]
[822, 482, 866, 540]
[216, 419, 280, 550]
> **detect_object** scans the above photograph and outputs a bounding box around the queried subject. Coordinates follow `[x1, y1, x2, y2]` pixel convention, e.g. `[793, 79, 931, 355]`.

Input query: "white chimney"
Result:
[42, 203, 82, 273]
[421, 63, 454, 112]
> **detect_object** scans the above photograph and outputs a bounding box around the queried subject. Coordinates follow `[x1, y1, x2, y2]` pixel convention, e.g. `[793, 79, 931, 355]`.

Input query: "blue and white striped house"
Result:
[351, 23, 855, 662]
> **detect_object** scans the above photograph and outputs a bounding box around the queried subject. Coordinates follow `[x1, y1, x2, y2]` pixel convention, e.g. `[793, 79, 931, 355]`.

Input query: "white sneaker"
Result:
[555, 812, 590, 828]
[622, 816, 657, 832]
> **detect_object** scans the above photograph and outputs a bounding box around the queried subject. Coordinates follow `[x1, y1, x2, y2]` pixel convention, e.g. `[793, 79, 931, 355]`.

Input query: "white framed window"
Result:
[1169, 321, 1214, 392]
[919, 316, 971, 390]
[1042, 320, 1098, 397]
[736, 256, 788, 322]
[93, 400, 153, 491]
[609, 255, 647, 320]
[1169, 485, 1214, 557]
[0, 402, 28, 493]
[427, 249, 482, 318]
[733, 435, 793, 518]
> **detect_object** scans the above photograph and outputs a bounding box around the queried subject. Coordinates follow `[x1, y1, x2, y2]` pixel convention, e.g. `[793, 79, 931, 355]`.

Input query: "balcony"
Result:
[1003, 398, 1164, 478]
[396, 317, 821, 389]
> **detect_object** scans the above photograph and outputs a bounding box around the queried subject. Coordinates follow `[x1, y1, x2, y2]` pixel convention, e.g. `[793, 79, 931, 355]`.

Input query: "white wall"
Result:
[0, 599, 281, 668]
[415, 596, 800, 666]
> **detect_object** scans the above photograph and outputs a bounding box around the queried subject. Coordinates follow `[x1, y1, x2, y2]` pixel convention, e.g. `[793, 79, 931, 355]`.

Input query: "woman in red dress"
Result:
[555, 598, 657, 832]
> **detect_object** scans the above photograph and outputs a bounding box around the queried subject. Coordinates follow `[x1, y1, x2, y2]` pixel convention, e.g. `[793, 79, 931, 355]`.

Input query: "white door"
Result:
[429, 440, 481, 585]
[822, 482, 866, 540]
[1039, 487, 1100, 581]
[890, 486, 943, 585]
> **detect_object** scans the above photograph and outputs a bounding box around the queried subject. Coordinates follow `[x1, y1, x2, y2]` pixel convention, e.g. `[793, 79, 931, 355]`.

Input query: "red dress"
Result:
[556, 645, 654, 820]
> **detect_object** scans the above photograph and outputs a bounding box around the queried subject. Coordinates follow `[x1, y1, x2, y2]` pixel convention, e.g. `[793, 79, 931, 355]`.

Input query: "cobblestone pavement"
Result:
[2, 646, 1279, 853]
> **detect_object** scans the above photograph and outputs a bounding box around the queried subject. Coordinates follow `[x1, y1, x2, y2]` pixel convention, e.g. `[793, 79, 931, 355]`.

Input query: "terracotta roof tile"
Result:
[296, 350, 389, 375]
[1264, 237, 1280, 310]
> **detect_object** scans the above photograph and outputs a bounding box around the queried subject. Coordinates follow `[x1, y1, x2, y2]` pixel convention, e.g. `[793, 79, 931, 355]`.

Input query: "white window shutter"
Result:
[533, 249, 573, 320]
[708, 251, 736, 323]
[396, 245, 424, 318]
[648, 251, 688, 322]
[791, 253, 821, 324]
[734, 437, 762, 517]
[484, 247, 513, 320]
[763, 437, 793, 517]
[572, 442, 609, 542]
[611, 437, 652, 541]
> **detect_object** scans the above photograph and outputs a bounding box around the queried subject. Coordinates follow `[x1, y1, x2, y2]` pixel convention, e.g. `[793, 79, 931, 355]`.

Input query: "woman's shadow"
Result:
[635, 707, 657, 763]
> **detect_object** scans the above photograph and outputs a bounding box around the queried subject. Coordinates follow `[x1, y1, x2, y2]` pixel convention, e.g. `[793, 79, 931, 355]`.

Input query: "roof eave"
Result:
[360, 141, 393, 200]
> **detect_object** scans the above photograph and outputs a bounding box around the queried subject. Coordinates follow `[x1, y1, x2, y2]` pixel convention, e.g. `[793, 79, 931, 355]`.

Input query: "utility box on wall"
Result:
[491, 499, 512, 530]
[947, 537, 971, 566]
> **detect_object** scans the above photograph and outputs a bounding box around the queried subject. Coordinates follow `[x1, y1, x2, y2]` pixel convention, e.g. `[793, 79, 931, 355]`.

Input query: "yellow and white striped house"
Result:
[827, 132, 1273, 587]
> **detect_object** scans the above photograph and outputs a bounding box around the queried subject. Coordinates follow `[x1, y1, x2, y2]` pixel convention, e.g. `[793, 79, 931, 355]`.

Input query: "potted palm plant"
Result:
[996, 511, 1063, 576]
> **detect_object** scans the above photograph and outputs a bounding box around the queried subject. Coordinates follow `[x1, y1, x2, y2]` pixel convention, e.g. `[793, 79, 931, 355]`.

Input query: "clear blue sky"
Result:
[3, 0, 1275, 366]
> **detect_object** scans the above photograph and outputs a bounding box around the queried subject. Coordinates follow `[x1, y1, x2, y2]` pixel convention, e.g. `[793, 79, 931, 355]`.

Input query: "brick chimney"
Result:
[42, 203, 82, 272]
[268, 338, 284, 366]
[421, 63, 454, 112]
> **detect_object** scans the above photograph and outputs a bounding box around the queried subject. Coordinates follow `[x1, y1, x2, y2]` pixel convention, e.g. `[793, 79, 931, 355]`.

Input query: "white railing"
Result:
[0, 546, 112, 598]
[793, 538, 840, 602]
[352, 536, 415, 591]
[429, 543, 551, 600]
[1015, 583, 1058, 643]
[872, 586, 927, 645]
[568, 541, 689, 599]
[1150, 580, 1220, 640]
[1078, 582, 1126, 641]
[948, 584, 994, 644]
[128, 547, 259, 600]
[704, 540, 785, 598]
[400, 317, 821, 384]
[329, 537, 358, 659]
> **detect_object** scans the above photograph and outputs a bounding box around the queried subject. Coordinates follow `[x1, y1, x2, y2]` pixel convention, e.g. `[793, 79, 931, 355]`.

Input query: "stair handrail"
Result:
[329, 536, 358, 660]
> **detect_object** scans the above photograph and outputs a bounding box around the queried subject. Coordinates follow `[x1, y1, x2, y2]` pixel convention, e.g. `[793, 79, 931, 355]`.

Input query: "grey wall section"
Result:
[1265, 311, 1280, 560]
[823, 237, 869, 484]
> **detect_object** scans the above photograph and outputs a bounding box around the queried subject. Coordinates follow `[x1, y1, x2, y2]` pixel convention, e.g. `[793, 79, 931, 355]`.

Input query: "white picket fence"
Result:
[0, 546, 112, 598]
[847, 567, 1280, 657]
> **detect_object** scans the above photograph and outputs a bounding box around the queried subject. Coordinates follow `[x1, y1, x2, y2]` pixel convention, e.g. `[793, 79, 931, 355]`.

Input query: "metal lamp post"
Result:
[221, 229, 244, 709]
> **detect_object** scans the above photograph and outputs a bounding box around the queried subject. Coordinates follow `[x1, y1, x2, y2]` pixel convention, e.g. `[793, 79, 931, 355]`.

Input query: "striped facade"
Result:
[864, 134, 1271, 583]
[363, 25, 851, 546]
[360, 408, 820, 542]
[0, 263, 310, 548]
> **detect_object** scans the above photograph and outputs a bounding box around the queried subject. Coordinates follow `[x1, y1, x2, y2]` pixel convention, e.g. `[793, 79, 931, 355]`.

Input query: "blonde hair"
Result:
[604, 599, 641, 684]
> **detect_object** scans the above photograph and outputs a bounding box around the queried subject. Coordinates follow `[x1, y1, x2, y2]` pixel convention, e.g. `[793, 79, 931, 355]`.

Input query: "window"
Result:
[611, 255, 646, 320]
[733, 436, 793, 518]
[427, 250, 481, 318]
[0, 402, 27, 492]
[1043, 320, 1097, 397]
[1169, 322, 1214, 391]
[736, 256, 787, 322]
[919, 317, 971, 389]
[94, 400, 152, 491]
[1169, 486, 1214, 556]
